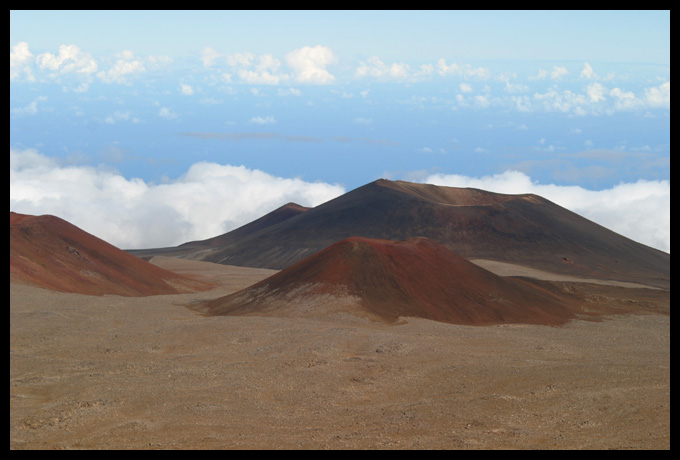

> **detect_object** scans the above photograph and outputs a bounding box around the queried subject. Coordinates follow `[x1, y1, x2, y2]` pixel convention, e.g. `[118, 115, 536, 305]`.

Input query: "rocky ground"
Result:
[10, 258, 670, 449]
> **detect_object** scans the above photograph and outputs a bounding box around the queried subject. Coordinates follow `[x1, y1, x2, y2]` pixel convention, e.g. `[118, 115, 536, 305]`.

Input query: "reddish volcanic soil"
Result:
[9, 208, 670, 449]
[10, 248, 670, 449]
[198, 236, 587, 326]
[10, 212, 212, 296]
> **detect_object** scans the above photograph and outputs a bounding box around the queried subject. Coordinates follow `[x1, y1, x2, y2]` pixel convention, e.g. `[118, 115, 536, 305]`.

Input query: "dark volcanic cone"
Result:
[144, 179, 669, 290]
[198, 236, 583, 326]
[10, 212, 213, 296]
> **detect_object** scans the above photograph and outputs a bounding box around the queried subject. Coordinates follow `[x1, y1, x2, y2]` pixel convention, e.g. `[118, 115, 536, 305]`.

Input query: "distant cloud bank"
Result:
[10, 148, 670, 253]
[10, 148, 345, 249]
[11, 41, 670, 116]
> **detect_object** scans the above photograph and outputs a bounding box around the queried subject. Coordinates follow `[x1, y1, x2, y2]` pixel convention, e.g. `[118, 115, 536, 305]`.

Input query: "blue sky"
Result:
[10, 10, 670, 252]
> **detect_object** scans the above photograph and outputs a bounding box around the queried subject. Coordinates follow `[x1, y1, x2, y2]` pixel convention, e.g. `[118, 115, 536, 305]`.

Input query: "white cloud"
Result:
[10, 41, 35, 81]
[145, 54, 173, 71]
[220, 49, 290, 85]
[158, 106, 177, 120]
[643, 81, 670, 108]
[97, 50, 145, 84]
[532, 69, 549, 80]
[580, 62, 594, 79]
[36, 44, 98, 76]
[226, 52, 285, 85]
[609, 87, 638, 111]
[105, 110, 130, 124]
[436, 58, 490, 80]
[514, 80, 671, 115]
[550, 66, 568, 80]
[249, 115, 276, 125]
[416, 63, 434, 77]
[436, 58, 459, 76]
[503, 81, 529, 93]
[65, 82, 90, 93]
[10, 42, 671, 118]
[201, 46, 221, 68]
[238, 68, 282, 85]
[356, 56, 412, 80]
[586, 82, 606, 103]
[179, 83, 194, 95]
[10, 148, 345, 249]
[11, 96, 48, 117]
[459, 83, 473, 93]
[419, 170, 670, 253]
[473, 94, 491, 108]
[226, 52, 255, 68]
[9, 42, 174, 86]
[533, 66, 568, 80]
[285, 45, 336, 84]
[465, 65, 491, 80]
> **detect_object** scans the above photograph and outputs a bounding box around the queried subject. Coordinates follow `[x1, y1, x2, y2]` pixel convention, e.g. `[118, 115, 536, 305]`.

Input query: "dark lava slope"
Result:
[135, 179, 670, 289]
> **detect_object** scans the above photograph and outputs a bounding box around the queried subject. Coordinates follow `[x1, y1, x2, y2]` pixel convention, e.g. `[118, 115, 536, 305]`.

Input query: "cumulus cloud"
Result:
[585, 82, 607, 103]
[201, 46, 221, 68]
[10, 148, 345, 249]
[355, 56, 449, 81]
[531, 66, 569, 81]
[11, 42, 97, 81]
[96, 51, 146, 84]
[285, 45, 336, 84]
[10, 42, 670, 118]
[436, 58, 460, 77]
[550, 66, 568, 80]
[231, 52, 285, 85]
[419, 170, 670, 253]
[36, 44, 98, 76]
[356, 56, 411, 80]
[513, 80, 671, 116]
[643, 81, 670, 108]
[104, 110, 139, 125]
[179, 83, 194, 95]
[220, 52, 288, 84]
[9, 42, 173, 86]
[436, 59, 491, 80]
[580, 62, 594, 79]
[158, 106, 177, 120]
[10, 41, 35, 81]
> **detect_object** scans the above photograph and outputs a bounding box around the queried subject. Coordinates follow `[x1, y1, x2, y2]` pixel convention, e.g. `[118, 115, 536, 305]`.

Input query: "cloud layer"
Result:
[10, 149, 669, 253]
[10, 148, 345, 249]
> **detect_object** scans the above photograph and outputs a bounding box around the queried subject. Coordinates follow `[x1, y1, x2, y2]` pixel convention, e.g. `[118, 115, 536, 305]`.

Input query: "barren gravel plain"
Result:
[10, 257, 670, 450]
